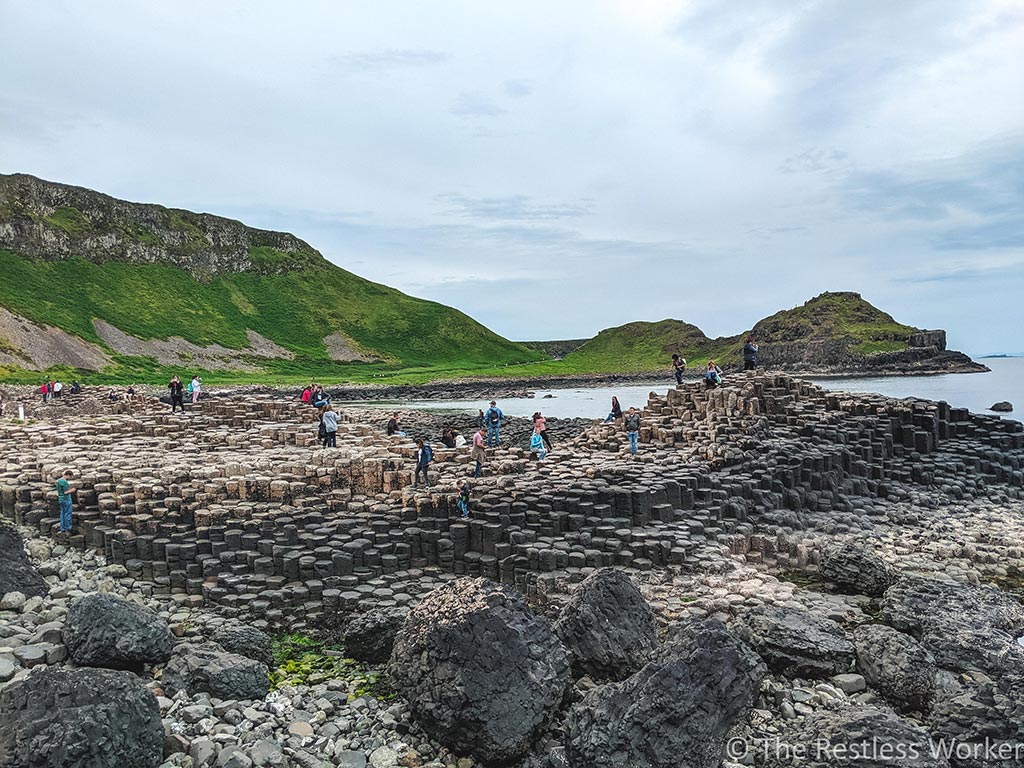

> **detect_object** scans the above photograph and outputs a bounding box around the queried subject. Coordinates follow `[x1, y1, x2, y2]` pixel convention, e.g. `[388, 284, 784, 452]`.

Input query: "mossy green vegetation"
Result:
[270, 633, 394, 699]
[43, 206, 92, 236]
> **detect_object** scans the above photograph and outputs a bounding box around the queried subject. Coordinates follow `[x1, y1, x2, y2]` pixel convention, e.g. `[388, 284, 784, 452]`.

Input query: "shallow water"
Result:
[365, 358, 1023, 421]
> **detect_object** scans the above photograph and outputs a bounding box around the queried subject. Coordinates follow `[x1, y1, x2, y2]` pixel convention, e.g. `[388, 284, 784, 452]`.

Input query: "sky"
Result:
[2, 1, 1023, 355]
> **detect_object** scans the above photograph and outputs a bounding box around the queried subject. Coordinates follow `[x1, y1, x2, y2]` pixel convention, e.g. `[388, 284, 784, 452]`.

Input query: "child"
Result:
[530, 428, 547, 461]
[455, 479, 471, 518]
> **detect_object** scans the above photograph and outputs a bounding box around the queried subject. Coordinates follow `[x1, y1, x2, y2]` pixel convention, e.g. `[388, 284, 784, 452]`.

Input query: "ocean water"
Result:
[393, 358, 1023, 421]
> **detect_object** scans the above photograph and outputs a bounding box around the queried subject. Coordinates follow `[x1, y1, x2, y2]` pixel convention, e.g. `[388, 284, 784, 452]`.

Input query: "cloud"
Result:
[449, 91, 507, 117]
[439, 194, 592, 221]
[328, 49, 450, 73]
[502, 79, 533, 98]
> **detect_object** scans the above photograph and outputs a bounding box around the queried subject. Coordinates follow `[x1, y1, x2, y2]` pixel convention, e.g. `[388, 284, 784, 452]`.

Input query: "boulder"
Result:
[0, 666, 163, 768]
[162, 642, 270, 700]
[759, 706, 949, 767]
[734, 604, 855, 679]
[990, 401, 1013, 412]
[554, 568, 657, 681]
[819, 541, 897, 597]
[343, 607, 408, 665]
[388, 577, 570, 764]
[565, 618, 766, 768]
[63, 592, 175, 671]
[0, 522, 48, 599]
[211, 624, 274, 669]
[854, 623, 936, 713]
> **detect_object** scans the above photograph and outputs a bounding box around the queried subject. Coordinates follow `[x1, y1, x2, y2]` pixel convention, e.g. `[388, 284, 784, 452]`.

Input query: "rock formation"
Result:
[62, 592, 175, 671]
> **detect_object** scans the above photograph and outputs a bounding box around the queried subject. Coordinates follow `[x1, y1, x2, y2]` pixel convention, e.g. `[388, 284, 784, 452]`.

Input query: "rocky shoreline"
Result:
[2, 372, 1023, 767]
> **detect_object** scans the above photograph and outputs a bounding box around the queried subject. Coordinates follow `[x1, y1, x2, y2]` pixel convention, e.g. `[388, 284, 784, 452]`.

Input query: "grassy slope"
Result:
[0, 249, 543, 383]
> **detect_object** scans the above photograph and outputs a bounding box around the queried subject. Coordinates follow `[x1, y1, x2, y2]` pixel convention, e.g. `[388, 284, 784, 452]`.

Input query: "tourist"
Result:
[56, 469, 76, 534]
[39, 382, 48, 402]
[603, 396, 623, 423]
[533, 411, 552, 450]
[386, 413, 406, 438]
[106, 389, 119, 402]
[168, 375, 185, 413]
[471, 427, 486, 477]
[624, 407, 641, 455]
[454, 431, 467, 448]
[300, 385, 312, 405]
[705, 360, 723, 390]
[484, 400, 503, 447]
[189, 376, 202, 404]
[70, 380, 81, 395]
[53, 381, 63, 399]
[321, 404, 339, 447]
[672, 354, 687, 385]
[125, 384, 136, 402]
[47, 381, 54, 401]
[455, 479, 471, 518]
[441, 428, 456, 449]
[414, 439, 433, 488]
[530, 428, 547, 461]
[312, 384, 331, 408]
[743, 338, 759, 371]
[476, 409, 485, 429]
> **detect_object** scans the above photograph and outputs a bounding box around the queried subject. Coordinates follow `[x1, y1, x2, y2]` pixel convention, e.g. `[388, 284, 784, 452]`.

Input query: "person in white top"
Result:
[189, 376, 202, 404]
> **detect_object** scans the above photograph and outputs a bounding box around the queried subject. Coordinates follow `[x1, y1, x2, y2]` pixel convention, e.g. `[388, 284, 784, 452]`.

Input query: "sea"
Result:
[392, 357, 1023, 421]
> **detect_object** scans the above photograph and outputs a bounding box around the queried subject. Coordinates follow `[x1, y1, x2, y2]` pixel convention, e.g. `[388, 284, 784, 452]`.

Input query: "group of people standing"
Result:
[670, 338, 760, 391]
[38, 380, 81, 402]
[167, 375, 202, 412]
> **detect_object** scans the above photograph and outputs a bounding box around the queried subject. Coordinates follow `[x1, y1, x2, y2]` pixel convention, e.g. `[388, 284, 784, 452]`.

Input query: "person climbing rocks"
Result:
[455, 479, 471, 518]
[414, 439, 433, 488]
[485, 401, 503, 447]
[56, 469, 76, 534]
[189, 376, 202, 404]
[386, 413, 406, 438]
[743, 338, 759, 371]
[168, 375, 185, 413]
[533, 411, 552, 450]
[471, 427, 487, 477]
[705, 360, 723, 390]
[672, 354, 687, 385]
[604, 396, 623, 423]
[624, 407, 641, 456]
[321, 404, 339, 447]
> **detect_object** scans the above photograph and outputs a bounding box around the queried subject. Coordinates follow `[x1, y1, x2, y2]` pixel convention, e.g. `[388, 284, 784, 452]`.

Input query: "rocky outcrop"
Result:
[0, 666, 164, 768]
[0, 521, 48, 599]
[62, 592, 175, 671]
[553, 568, 657, 681]
[565, 618, 766, 768]
[389, 578, 570, 764]
[162, 642, 271, 701]
[819, 541, 897, 596]
[210, 623, 274, 669]
[343, 607, 408, 665]
[735, 604, 855, 679]
[854, 623, 937, 713]
[990, 401, 1013, 413]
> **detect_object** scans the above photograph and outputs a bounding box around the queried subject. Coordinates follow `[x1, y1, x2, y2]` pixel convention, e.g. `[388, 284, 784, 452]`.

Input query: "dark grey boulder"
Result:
[554, 568, 657, 681]
[990, 401, 1013, 412]
[734, 604, 855, 679]
[63, 592, 174, 672]
[854, 623, 937, 713]
[819, 541, 897, 597]
[0, 522, 48, 599]
[211, 624, 274, 669]
[565, 618, 766, 768]
[759, 706, 949, 767]
[389, 577, 570, 765]
[162, 642, 270, 701]
[344, 607, 408, 665]
[0, 666, 163, 768]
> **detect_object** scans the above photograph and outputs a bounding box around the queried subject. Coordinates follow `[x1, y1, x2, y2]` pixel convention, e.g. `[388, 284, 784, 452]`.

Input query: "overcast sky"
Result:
[2, 1, 1023, 354]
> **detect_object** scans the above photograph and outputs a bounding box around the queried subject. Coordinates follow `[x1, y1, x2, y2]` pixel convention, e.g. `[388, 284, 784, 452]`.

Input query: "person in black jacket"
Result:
[743, 338, 759, 371]
[168, 375, 185, 413]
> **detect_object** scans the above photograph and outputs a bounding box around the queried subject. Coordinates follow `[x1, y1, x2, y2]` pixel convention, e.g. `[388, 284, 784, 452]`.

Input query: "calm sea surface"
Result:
[390, 358, 1022, 421]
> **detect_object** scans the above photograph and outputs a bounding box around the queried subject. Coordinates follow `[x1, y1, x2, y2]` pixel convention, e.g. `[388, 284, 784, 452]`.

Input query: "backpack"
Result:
[488, 408, 500, 425]
[422, 445, 433, 463]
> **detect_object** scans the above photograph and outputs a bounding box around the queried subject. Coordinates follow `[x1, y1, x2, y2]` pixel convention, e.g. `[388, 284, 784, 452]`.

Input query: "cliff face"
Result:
[0, 173, 323, 280]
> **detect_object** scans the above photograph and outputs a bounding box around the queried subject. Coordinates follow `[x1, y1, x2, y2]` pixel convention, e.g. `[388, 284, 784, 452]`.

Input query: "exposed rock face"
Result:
[760, 706, 950, 767]
[0, 306, 112, 371]
[0, 666, 164, 768]
[854, 623, 937, 713]
[62, 592, 175, 671]
[565, 618, 766, 768]
[990, 401, 1013, 413]
[162, 642, 271, 701]
[0, 521, 48, 599]
[735, 604, 855, 679]
[343, 607, 408, 665]
[210, 624, 274, 669]
[388, 578, 570, 764]
[819, 541, 897, 596]
[553, 568, 657, 681]
[0, 172, 324, 280]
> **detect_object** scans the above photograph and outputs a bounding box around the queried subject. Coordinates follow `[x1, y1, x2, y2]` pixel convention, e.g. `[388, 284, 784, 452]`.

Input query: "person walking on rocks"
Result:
[56, 469, 76, 534]
[321, 404, 339, 447]
[743, 338, 759, 371]
[624, 407, 641, 456]
[672, 354, 687, 385]
[168, 375, 185, 413]
[604, 396, 623, 423]
[189, 375, 202, 404]
[53, 381, 63, 399]
[485, 400, 503, 447]
[414, 439, 433, 488]
[533, 411, 553, 451]
[471, 427, 487, 477]
[455, 479, 471, 518]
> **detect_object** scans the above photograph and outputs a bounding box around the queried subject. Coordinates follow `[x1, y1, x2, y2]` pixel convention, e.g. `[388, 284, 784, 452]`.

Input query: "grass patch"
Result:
[43, 206, 92, 236]
[270, 633, 394, 699]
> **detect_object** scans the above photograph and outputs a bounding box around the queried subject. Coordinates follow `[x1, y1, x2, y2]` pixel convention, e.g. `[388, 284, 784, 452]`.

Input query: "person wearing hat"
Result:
[484, 400, 504, 447]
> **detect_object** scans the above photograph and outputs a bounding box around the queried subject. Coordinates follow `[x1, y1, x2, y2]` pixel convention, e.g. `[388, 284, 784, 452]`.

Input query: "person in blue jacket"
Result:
[484, 400, 504, 447]
[414, 439, 433, 488]
[742, 338, 759, 371]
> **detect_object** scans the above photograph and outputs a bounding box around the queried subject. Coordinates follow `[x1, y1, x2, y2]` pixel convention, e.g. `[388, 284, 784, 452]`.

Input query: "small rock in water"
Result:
[990, 401, 1013, 412]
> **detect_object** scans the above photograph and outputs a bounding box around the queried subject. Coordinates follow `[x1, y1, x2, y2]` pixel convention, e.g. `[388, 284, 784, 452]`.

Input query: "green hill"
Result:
[0, 173, 543, 383]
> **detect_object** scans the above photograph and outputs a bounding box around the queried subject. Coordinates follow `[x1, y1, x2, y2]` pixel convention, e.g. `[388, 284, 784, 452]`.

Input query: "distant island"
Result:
[0, 173, 986, 384]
